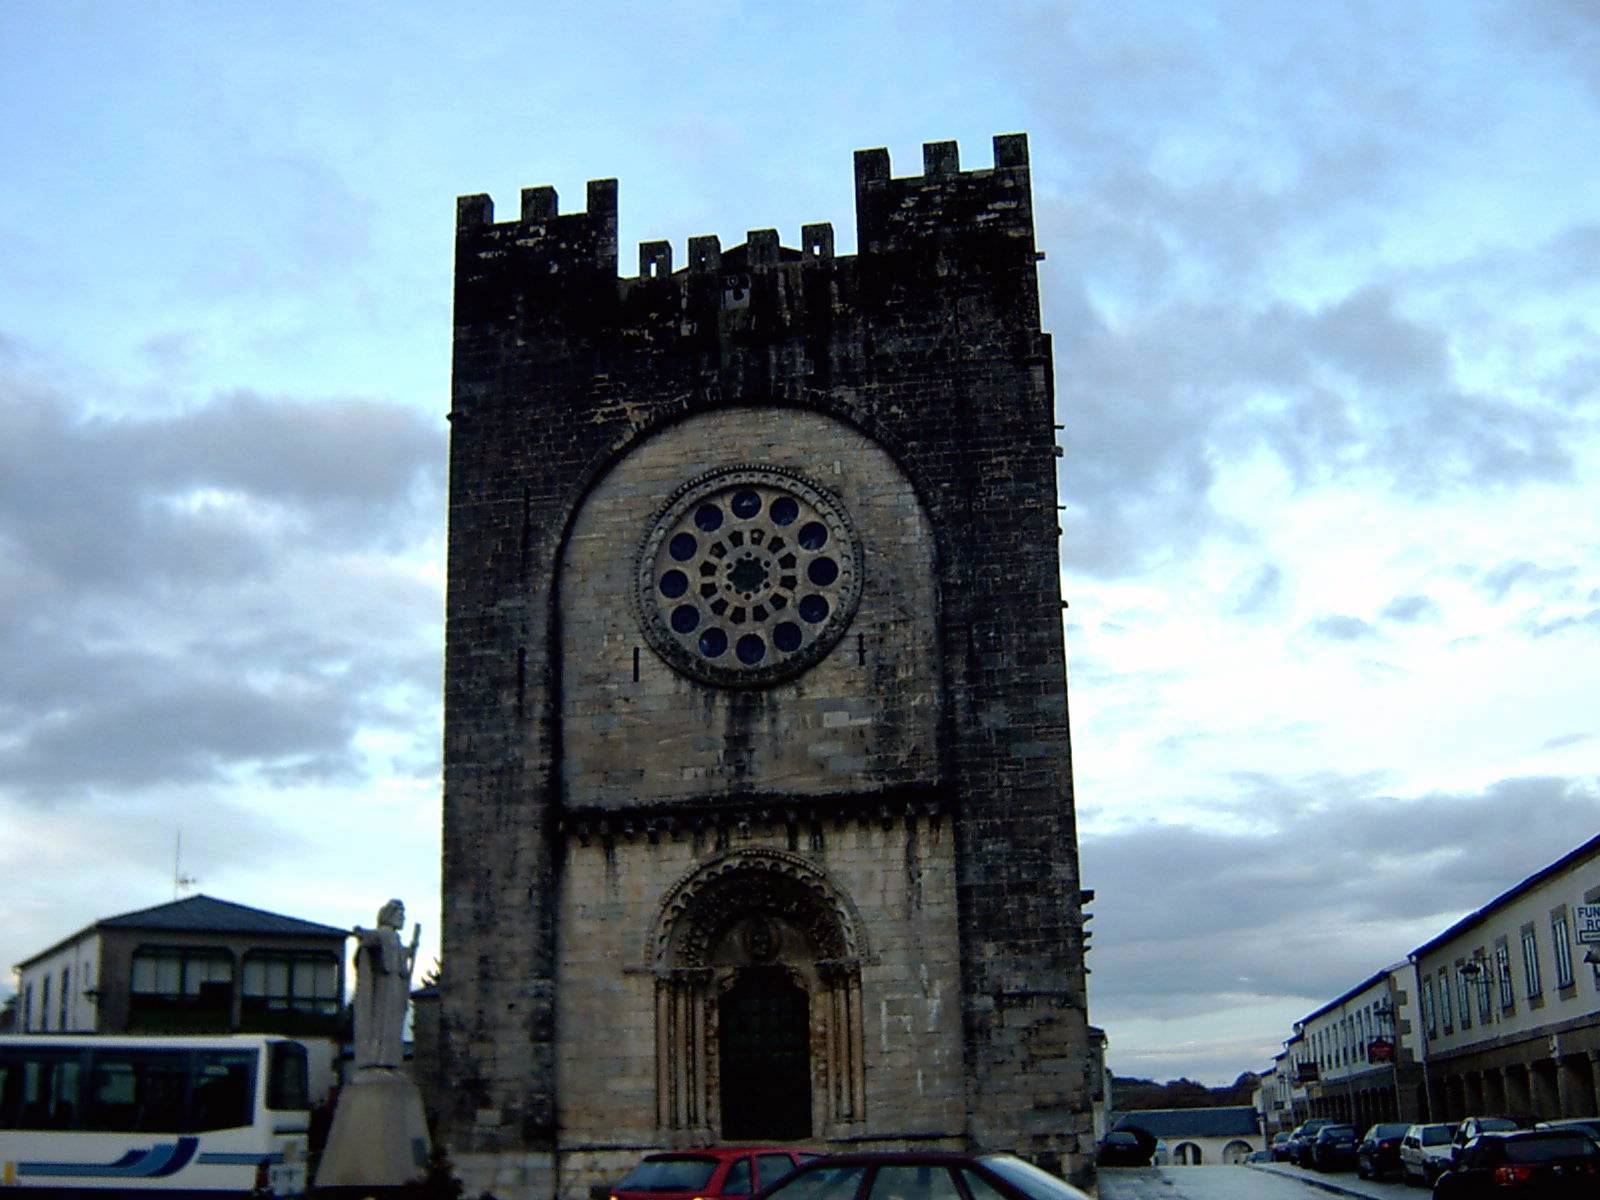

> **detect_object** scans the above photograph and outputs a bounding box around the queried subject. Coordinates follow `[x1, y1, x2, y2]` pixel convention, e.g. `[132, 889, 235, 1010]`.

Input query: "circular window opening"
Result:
[634, 466, 864, 687]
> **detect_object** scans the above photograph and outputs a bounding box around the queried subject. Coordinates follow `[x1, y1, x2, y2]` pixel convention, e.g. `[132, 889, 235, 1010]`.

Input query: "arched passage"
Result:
[1174, 1142, 1203, 1165]
[650, 849, 867, 1141]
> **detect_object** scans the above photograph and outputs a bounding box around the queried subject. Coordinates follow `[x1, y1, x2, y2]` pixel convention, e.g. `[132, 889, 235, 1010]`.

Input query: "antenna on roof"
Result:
[173, 830, 197, 899]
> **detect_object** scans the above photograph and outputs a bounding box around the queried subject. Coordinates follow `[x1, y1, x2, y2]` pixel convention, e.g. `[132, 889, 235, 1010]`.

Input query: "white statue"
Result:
[351, 898, 420, 1070]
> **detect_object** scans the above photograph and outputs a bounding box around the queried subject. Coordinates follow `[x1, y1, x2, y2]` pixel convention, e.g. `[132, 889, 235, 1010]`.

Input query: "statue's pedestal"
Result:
[314, 1066, 431, 1194]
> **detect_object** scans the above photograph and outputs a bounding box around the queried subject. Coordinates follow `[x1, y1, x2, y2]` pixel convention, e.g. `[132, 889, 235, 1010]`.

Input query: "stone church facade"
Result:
[436, 134, 1094, 1198]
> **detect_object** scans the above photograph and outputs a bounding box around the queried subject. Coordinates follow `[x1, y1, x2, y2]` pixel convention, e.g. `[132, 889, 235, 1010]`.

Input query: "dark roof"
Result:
[1297, 961, 1406, 1026]
[99, 894, 346, 937]
[1114, 1107, 1260, 1138]
[18, 895, 346, 967]
[1410, 832, 1600, 960]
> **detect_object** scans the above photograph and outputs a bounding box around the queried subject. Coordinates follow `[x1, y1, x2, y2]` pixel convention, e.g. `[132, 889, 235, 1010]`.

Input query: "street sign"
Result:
[1578, 905, 1600, 944]
[1368, 1038, 1395, 1063]
[1297, 1061, 1320, 1082]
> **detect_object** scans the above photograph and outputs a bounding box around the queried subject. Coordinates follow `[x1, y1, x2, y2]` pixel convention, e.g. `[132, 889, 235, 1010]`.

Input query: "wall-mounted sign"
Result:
[1576, 904, 1600, 944]
[1368, 1038, 1395, 1063]
[1297, 1062, 1320, 1082]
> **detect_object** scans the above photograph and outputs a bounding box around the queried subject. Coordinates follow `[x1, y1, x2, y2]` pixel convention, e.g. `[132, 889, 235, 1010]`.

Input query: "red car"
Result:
[613, 1148, 820, 1200]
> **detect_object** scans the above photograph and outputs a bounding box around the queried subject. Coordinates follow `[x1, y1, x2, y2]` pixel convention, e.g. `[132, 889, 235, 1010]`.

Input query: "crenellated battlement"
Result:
[853, 133, 1032, 258]
[455, 133, 1032, 292]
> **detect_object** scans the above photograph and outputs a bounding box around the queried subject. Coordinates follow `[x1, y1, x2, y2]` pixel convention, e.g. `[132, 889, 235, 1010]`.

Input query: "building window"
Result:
[1438, 968, 1453, 1031]
[1552, 913, 1574, 989]
[130, 946, 234, 1032]
[1521, 927, 1542, 998]
[240, 951, 340, 1033]
[1495, 942, 1514, 1010]
[1423, 976, 1436, 1038]
[58, 968, 70, 1031]
[22, 983, 33, 1031]
[41, 977, 51, 1032]
[1458, 968, 1472, 1030]
[1476, 958, 1492, 1022]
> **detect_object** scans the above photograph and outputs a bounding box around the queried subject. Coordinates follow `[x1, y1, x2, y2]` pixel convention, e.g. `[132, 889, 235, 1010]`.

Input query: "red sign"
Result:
[1368, 1038, 1395, 1063]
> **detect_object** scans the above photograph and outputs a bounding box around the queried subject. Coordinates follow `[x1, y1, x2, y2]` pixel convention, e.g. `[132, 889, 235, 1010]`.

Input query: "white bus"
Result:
[0, 1034, 311, 1196]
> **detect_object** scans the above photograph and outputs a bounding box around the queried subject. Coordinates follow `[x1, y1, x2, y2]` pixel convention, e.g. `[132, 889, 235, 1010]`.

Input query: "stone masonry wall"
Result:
[559, 406, 939, 808]
[441, 133, 1094, 1191]
[553, 817, 964, 1190]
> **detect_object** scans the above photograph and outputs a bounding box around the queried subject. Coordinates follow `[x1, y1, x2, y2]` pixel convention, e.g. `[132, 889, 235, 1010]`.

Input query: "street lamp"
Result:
[1372, 1000, 1402, 1119]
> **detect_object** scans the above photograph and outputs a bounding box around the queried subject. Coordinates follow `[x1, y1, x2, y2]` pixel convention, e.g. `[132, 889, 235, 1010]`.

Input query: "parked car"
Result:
[1400, 1122, 1456, 1186]
[1288, 1117, 1340, 1166]
[750, 1152, 1093, 1200]
[1310, 1123, 1358, 1172]
[1535, 1117, 1600, 1144]
[1246, 1149, 1273, 1163]
[1096, 1129, 1152, 1167]
[1431, 1129, 1600, 1198]
[613, 1148, 818, 1200]
[1270, 1132, 1294, 1162]
[1357, 1122, 1411, 1179]
[1449, 1115, 1533, 1167]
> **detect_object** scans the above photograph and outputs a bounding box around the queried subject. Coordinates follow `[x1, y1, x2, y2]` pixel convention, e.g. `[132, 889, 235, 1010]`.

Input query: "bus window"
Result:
[266, 1041, 309, 1111]
[190, 1051, 256, 1131]
[86, 1050, 189, 1132]
[0, 1051, 80, 1130]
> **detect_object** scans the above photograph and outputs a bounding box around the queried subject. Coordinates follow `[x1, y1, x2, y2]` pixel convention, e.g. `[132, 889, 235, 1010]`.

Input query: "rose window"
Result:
[634, 466, 863, 687]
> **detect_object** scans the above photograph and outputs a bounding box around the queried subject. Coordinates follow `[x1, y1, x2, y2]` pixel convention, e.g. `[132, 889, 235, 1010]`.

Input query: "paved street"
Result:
[1098, 1163, 1419, 1200]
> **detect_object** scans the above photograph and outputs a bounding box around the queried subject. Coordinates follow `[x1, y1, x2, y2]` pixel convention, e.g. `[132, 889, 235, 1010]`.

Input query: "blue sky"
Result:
[3, 1, 1598, 1084]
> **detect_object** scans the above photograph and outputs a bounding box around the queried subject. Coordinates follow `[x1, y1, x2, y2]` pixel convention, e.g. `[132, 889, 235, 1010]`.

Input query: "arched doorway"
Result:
[649, 849, 867, 1142]
[720, 965, 812, 1139]
[1174, 1142, 1203, 1165]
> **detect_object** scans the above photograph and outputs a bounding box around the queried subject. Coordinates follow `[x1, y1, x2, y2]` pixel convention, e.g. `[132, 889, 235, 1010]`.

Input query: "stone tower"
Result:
[439, 134, 1094, 1198]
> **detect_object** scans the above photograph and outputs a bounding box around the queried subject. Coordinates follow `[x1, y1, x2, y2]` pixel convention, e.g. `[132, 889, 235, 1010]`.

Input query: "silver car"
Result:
[1399, 1122, 1454, 1185]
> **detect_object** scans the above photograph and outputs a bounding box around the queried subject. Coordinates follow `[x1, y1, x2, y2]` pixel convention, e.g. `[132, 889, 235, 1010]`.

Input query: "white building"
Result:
[1410, 833, 1600, 1120]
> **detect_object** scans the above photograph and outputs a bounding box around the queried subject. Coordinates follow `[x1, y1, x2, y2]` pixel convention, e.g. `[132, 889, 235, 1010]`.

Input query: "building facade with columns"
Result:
[1410, 833, 1600, 1121]
[1264, 833, 1600, 1128]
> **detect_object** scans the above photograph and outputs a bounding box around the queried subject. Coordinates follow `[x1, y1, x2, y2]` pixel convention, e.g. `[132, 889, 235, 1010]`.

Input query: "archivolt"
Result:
[648, 848, 868, 971]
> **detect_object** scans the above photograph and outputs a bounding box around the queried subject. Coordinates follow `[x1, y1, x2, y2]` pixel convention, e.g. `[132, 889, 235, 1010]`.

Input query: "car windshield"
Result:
[619, 1158, 719, 1191]
[767, 1166, 866, 1200]
[1371, 1124, 1409, 1137]
[979, 1155, 1090, 1200]
[1422, 1127, 1452, 1145]
[1478, 1118, 1520, 1132]
[1103, 1133, 1138, 1146]
[1504, 1137, 1597, 1164]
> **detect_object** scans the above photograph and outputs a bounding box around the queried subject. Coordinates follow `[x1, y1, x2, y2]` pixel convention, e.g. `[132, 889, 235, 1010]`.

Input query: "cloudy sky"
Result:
[3, 1, 1597, 1085]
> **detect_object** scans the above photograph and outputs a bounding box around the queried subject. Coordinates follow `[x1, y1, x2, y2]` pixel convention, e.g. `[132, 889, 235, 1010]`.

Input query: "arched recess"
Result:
[1222, 1140, 1252, 1164]
[649, 849, 868, 1142]
[1174, 1142, 1203, 1165]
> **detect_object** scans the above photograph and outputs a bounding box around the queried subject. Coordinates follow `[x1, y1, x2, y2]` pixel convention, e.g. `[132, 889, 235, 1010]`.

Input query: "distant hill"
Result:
[1112, 1071, 1260, 1110]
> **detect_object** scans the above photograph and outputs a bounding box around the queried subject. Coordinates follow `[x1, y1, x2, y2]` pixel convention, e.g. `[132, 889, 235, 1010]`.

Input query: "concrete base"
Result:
[314, 1067, 431, 1191]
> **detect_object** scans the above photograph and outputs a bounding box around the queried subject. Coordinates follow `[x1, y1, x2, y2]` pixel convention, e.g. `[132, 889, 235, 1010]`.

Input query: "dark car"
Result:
[751, 1151, 1092, 1200]
[1288, 1117, 1340, 1166]
[1450, 1116, 1533, 1167]
[1431, 1130, 1600, 1198]
[1535, 1118, 1600, 1144]
[1357, 1122, 1411, 1179]
[1311, 1124, 1358, 1172]
[614, 1148, 818, 1200]
[1096, 1130, 1152, 1167]
[1270, 1132, 1294, 1162]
